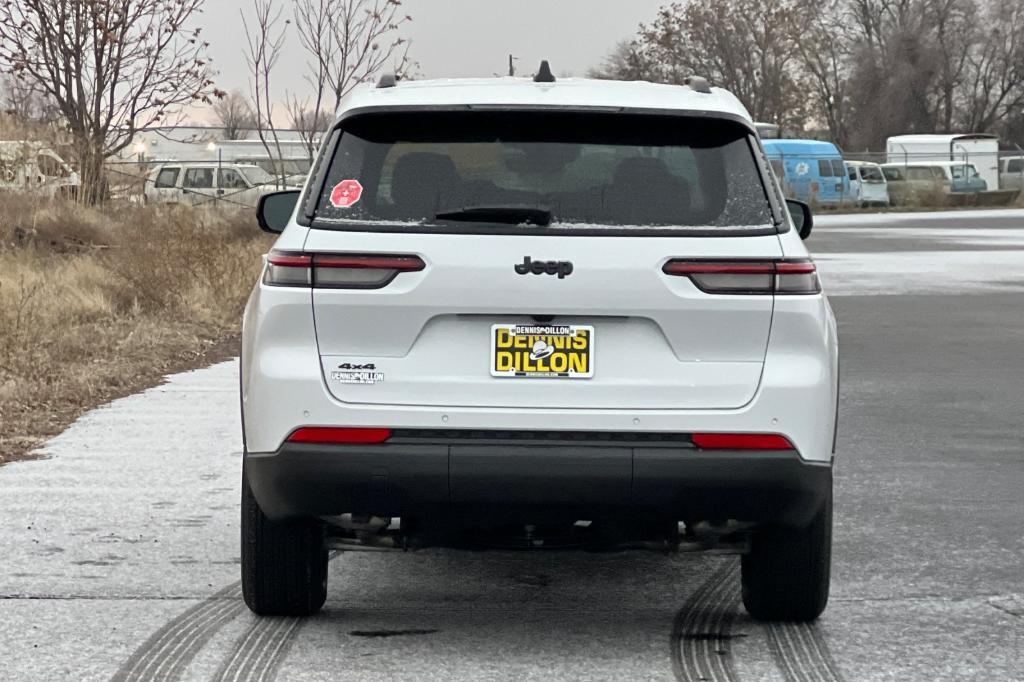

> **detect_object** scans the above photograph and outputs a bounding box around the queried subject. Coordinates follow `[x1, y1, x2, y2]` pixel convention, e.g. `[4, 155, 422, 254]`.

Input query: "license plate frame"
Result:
[490, 324, 595, 379]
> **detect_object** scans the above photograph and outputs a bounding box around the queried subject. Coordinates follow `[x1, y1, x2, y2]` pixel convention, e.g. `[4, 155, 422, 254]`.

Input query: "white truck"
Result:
[886, 134, 1021, 203]
[0, 141, 80, 198]
[886, 134, 999, 188]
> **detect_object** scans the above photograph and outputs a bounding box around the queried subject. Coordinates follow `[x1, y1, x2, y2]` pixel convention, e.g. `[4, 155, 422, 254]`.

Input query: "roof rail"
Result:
[684, 76, 711, 94]
[533, 60, 556, 83]
[377, 73, 397, 89]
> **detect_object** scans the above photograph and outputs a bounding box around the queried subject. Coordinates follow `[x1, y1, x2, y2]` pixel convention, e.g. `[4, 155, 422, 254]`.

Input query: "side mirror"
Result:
[786, 199, 813, 240]
[257, 190, 301, 234]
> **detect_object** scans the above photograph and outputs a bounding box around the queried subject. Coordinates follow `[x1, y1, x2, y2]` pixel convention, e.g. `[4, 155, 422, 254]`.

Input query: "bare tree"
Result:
[291, 0, 333, 161]
[588, 41, 651, 81]
[957, 0, 1024, 133]
[844, 0, 942, 147]
[243, 0, 289, 187]
[632, 0, 805, 130]
[212, 90, 257, 141]
[0, 0, 219, 203]
[927, 0, 976, 132]
[292, 0, 413, 118]
[593, 0, 1024, 148]
[793, 0, 853, 146]
[0, 73, 58, 124]
[285, 96, 332, 161]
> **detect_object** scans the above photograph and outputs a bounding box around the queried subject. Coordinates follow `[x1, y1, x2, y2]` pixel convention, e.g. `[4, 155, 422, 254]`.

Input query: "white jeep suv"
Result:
[240, 67, 839, 622]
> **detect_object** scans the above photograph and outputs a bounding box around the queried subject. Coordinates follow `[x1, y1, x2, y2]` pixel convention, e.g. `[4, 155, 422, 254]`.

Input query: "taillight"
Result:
[774, 261, 821, 294]
[264, 251, 425, 288]
[286, 427, 392, 444]
[265, 252, 312, 286]
[662, 260, 820, 295]
[691, 433, 794, 450]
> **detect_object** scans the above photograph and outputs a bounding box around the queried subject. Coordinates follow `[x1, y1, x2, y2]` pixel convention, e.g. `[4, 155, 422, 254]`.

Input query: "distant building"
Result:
[121, 126, 318, 163]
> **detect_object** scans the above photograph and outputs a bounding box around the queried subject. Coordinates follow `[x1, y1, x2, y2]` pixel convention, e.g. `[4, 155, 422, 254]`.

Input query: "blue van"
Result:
[762, 139, 851, 206]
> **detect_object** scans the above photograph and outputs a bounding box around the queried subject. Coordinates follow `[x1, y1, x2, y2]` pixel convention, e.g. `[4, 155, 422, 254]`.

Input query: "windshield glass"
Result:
[239, 166, 275, 186]
[950, 165, 976, 179]
[312, 111, 774, 232]
[860, 166, 884, 182]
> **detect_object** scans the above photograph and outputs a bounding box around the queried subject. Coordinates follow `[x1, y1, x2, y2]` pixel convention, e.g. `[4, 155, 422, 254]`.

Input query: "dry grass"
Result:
[818, 189, 1024, 214]
[0, 194, 273, 464]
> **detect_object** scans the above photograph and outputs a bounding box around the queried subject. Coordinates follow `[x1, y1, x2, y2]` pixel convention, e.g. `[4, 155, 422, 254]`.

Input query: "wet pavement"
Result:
[1, 208, 1023, 681]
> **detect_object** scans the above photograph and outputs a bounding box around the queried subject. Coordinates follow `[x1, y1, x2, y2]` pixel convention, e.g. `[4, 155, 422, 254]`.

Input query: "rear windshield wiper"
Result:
[434, 205, 552, 226]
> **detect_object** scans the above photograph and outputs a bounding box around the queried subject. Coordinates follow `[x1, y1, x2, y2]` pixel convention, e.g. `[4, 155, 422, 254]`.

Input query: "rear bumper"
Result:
[246, 439, 832, 528]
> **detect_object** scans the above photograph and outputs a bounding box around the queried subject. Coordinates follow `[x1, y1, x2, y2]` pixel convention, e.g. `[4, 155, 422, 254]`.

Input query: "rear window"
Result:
[239, 166, 274, 186]
[859, 166, 884, 182]
[155, 167, 179, 188]
[311, 111, 775, 233]
[906, 167, 938, 181]
[950, 164, 977, 179]
[183, 168, 214, 189]
[817, 159, 844, 177]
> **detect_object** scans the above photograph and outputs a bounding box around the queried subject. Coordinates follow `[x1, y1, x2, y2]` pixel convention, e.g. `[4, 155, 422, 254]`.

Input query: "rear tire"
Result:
[741, 486, 832, 622]
[241, 466, 328, 616]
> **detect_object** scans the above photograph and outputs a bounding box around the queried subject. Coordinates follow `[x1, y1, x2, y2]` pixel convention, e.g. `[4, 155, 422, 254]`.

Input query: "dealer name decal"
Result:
[332, 363, 384, 384]
[491, 324, 594, 378]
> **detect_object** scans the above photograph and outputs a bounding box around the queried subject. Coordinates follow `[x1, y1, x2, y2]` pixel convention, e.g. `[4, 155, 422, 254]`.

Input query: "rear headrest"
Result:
[612, 157, 674, 188]
[390, 152, 459, 217]
[609, 156, 690, 224]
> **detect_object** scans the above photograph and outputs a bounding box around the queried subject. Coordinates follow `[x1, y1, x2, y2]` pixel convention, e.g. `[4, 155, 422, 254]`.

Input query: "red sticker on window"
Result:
[329, 179, 363, 208]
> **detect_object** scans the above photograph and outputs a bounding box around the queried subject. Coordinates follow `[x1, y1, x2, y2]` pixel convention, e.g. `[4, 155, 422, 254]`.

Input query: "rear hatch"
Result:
[301, 109, 784, 411]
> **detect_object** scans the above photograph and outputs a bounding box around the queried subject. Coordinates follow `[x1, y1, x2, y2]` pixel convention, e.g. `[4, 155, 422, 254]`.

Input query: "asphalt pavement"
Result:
[1, 208, 1022, 681]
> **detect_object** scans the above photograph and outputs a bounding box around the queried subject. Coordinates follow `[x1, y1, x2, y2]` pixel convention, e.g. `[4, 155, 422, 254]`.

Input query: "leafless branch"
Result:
[0, 0, 219, 203]
[242, 0, 288, 186]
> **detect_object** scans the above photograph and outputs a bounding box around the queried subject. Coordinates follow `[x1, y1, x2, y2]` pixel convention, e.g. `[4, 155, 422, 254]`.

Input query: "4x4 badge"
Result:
[514, 256, 574, 279]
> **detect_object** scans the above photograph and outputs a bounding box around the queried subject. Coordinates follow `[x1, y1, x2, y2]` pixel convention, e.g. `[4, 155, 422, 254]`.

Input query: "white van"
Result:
[845, 161, 889, 206]
[144, 162, 295, 208]
[999, 156, 1024, 192]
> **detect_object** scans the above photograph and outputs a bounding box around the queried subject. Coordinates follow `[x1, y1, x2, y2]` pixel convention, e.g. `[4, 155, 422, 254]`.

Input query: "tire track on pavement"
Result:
[766, 621, 844, 682]
[213, 616, 302, 682]
[670, 560, 742, 682]
[209, 550, 342, 681]
[113, 583, 246, 682]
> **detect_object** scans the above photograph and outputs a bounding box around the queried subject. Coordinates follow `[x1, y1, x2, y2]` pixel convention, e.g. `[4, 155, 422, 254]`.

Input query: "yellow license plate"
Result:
[491, 324, 594, 378]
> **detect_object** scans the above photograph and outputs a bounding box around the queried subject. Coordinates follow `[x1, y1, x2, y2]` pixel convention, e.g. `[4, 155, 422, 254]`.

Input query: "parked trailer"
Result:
[885, 134, 1000, 189]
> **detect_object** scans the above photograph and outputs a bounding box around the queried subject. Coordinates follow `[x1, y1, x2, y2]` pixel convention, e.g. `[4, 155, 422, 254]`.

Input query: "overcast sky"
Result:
[193, 0, 666, 123]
